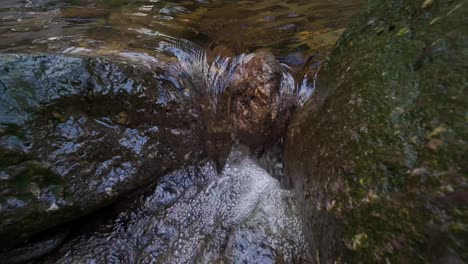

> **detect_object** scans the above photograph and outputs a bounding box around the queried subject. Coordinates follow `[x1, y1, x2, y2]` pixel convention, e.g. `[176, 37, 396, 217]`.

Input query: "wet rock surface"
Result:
[285, 0, 467, 262]
[0, 47, 310, 262]
[0, 54, 204, 250]
[226, 52, 283, 145]
[0, 0, 368, 263]
[0, 226, 69, 264]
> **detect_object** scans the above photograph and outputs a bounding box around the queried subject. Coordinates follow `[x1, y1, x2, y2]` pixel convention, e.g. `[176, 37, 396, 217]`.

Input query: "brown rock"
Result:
[226, 51, 282, 145]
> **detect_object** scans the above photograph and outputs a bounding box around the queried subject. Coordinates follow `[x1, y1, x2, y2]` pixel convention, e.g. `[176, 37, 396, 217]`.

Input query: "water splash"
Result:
[158, 40, 242, 111]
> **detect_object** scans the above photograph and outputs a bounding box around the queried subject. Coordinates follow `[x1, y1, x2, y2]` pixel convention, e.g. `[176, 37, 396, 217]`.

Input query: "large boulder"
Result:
[285, 0, 467, 263]
[0, 54, 204, 248]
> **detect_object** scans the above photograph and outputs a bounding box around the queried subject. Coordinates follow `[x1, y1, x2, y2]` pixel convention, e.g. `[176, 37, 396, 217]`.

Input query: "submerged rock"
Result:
[0, 54, 204, 250]
[285, 0, 467, 262]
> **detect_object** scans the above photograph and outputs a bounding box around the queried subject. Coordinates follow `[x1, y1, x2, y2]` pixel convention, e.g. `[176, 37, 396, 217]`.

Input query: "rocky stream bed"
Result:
[0, 0, 466, 263]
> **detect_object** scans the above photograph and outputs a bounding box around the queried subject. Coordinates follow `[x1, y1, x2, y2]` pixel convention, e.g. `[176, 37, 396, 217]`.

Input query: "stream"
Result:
[0, 0, 363, 263]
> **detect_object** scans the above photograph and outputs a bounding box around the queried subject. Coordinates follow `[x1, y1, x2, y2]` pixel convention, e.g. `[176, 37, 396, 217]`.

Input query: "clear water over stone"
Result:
[53, 145, 310, 263]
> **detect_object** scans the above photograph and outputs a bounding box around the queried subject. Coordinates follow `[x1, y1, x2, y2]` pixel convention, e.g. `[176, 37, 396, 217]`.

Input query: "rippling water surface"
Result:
[0, 0, 362, 56]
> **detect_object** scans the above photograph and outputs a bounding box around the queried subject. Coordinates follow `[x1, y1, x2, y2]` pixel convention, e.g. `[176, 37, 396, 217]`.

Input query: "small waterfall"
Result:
[157, 40, 315, 114]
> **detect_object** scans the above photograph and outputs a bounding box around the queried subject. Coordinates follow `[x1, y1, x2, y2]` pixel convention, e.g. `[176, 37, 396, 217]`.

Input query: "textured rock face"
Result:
[285, 0, 467, 263]
[0, 54, 204, 248]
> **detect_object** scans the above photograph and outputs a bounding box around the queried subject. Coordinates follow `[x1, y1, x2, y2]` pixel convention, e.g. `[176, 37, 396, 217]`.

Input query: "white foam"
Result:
[57, 145, 311, 263]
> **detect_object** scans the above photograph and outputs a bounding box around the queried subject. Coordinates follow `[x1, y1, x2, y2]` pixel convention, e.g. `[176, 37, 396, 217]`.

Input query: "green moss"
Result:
[286, 0, 467, 262]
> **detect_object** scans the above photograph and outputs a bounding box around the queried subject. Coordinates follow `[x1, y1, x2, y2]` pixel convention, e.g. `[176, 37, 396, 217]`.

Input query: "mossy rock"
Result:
[285, 0, 467, 262]
[0, 54, 204, 248]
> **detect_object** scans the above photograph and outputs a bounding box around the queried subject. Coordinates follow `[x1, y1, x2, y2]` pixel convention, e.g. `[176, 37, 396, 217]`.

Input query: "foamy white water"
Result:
[56, 145, 311, 263]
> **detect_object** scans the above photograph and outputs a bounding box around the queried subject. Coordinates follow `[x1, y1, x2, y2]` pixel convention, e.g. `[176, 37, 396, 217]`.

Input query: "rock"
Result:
[0, 54, 204, 249]
[285, 0, 467, 262]
[225, 51, 283, 145]
[0, 227, 69, 264]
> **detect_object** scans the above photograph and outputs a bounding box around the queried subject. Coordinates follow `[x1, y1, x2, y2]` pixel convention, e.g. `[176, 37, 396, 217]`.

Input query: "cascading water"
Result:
[0, 39, 313, 263]
[0, 1, 364, 262]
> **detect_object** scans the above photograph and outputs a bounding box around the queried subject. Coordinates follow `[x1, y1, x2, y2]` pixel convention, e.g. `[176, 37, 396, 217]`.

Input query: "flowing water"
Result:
[51, 145, 310, 263]
[0, 0, 362, 263]
[0, 0, 361, 55]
